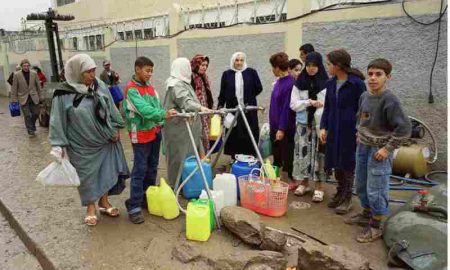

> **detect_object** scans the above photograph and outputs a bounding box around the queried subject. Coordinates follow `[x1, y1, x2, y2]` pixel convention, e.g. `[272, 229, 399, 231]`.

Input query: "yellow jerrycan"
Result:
[209, 114, 222, 140]
[158, 178, 180, 220]
[146, 186, 162, 216]
[264, 159, 277, 179]
[186, 200, 211, 242]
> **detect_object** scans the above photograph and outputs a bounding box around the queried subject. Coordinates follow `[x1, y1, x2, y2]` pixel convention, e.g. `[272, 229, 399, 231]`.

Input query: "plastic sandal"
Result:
[294, 185, 312, 196]
[84, 215, 98, 226]
[312, 190, 325, 202]
[99, 206, 120, 217]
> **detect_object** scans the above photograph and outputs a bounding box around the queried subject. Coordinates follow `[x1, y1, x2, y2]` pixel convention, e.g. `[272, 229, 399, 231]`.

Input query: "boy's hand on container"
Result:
[275, 130, 285, 141]
[320, 129, 327, 144]
[165, 109, 177, 120]
[316, 101, 324, 108]
[374, 147, 389, 161]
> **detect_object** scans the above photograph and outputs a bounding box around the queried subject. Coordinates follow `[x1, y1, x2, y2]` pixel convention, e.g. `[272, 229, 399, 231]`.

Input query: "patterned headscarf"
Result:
[190, 54, 214, 151]
[190, 54, 213, 109]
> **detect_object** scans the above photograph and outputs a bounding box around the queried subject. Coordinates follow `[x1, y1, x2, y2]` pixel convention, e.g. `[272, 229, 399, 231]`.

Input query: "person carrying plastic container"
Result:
[123, 56, 177, 224]
[345, 59, 411, 243]
[163, 58, 213, 188]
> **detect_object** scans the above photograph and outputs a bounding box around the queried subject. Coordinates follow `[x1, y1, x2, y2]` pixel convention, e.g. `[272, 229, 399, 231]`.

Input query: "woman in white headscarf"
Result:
[218, 52, 263, 158]
[163, 57, 212, 188]
[49, 54, 129, 226]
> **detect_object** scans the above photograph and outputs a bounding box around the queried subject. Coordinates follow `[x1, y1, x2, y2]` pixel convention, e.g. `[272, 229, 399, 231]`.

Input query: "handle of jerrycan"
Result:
[249, 168, 265, 182]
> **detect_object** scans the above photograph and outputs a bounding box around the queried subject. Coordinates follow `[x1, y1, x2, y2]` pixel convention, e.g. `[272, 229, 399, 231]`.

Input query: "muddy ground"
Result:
[0, 97, 434, 270]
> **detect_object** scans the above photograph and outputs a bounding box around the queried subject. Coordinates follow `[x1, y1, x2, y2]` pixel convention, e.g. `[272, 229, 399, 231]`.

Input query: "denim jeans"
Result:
[355, 143, 393, 215]
[127, 132, 161, 214]
[21, 96, 39, 134]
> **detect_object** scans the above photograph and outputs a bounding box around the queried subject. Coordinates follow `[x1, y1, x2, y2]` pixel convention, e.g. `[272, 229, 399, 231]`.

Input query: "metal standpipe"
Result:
[172, 105, 265, 231]
[181, 109, 221, 231]
[237, 103, 268, 176]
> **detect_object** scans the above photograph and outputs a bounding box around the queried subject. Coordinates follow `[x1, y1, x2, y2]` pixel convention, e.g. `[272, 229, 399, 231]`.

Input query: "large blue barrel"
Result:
[182, 156, 213, 199]
[231, 157, 260, 198]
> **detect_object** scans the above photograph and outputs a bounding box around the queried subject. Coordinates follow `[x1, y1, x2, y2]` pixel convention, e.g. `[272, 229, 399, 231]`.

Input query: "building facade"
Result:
[0, 0, 447, 169]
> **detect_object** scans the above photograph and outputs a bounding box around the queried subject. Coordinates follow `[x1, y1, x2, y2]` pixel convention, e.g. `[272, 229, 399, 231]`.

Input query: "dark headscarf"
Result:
[294, 52, 329, 125]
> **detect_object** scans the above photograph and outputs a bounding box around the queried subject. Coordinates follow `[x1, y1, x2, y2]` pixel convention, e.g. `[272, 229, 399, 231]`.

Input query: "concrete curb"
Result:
[0, 198, 56, 270]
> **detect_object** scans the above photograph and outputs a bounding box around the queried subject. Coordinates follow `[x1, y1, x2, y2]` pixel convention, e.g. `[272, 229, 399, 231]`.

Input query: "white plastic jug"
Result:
[200, 189, 224, 215]
[213, 173, 237, 207]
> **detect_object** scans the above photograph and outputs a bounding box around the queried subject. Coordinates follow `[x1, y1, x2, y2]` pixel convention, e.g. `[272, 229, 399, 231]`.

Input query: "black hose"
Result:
[425, 171, 447, 182]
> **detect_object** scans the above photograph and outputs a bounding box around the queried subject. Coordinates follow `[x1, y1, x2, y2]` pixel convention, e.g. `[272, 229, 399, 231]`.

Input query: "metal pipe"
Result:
[45, 19, 59, 82]
[53, 23, 64, 73]
[237, 104, 267, 176]
[211, 111, 239, 169]
[183, 110, 221, 230]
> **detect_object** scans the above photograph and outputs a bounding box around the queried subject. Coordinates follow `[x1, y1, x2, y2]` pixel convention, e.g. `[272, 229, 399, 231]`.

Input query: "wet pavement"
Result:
[0, 96, 418, 270]
[0, 215, 42, 270]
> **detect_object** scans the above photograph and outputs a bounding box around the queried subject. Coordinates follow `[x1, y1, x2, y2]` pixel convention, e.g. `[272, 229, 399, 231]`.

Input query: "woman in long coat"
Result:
[218, 52, 263, 157]
[320, 49, 366, 214]
[163, 58, 212, 188]
[49, 54, 130, 226]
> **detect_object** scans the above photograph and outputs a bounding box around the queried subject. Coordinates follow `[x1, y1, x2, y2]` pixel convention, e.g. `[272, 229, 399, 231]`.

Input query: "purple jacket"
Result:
[269, 75, 296, 136]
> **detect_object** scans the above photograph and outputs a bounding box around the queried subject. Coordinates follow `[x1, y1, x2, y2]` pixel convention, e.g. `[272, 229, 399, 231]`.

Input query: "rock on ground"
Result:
[220, 206, 265, 246]
[298, 242, 370, 270]
[214, 250, 287, 270]
[260, 229, 287, 252]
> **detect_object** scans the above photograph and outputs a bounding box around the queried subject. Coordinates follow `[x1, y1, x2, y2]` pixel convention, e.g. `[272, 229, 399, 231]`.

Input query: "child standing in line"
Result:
[345, 58, 411, 243]
[268, 52, 296, 183]
[320, 49, 366, 215]
[290, 52, 329, 202]
[123, 56, 176, 224]
[288, 59, 303, 81]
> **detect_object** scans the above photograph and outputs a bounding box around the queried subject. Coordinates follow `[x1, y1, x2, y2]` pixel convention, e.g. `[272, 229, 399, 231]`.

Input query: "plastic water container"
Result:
[213, 173, 237, 207]
[146, 186, 162, 216]
[158, 178, 180, 219]
[200, 189, 224, 216]
[182, 157, 213, 199]
[192, 198, 214, 230]
[209, 114, 222, 140]
[186, 200, 211, 242]
[231, 155, 260, 198]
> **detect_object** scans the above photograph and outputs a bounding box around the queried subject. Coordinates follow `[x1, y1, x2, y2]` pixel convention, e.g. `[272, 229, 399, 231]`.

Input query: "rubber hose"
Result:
[425, 170, 447, 183]
[390, 174, 439, 186]
[408, 116, 438, 164]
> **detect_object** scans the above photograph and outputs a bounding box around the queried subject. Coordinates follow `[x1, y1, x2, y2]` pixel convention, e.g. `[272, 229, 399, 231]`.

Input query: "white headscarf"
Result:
[230, 52, 248, 105]
[166, 57, 192, 88]
[64, 54, 97, 94]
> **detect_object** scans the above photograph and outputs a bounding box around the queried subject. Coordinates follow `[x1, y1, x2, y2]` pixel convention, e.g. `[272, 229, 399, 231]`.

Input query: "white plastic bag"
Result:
[36, 147, 80, 187]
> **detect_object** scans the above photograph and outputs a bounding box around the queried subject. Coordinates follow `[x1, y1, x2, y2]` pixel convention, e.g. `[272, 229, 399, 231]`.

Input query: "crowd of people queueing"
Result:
[9, 42, 412, 243]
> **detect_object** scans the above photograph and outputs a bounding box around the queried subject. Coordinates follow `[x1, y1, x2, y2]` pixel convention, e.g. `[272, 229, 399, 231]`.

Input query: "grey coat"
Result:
[10, 70, 42, 105]
[163, 80, 203, 187]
